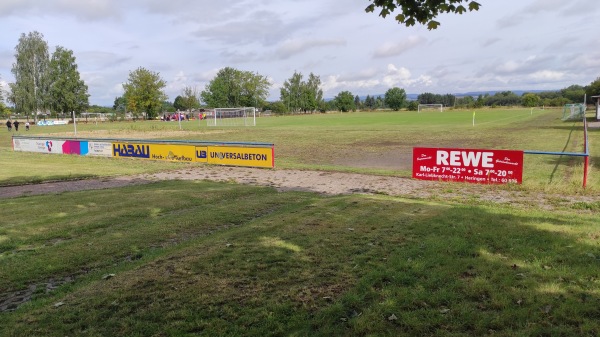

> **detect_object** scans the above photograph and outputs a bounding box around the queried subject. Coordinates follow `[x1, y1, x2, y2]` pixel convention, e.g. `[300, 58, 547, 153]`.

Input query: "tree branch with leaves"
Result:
[365, 0, 481, 30]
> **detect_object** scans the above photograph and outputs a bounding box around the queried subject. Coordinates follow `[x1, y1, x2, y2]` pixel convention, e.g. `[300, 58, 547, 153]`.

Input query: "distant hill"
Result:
[327, 90, 558, 102]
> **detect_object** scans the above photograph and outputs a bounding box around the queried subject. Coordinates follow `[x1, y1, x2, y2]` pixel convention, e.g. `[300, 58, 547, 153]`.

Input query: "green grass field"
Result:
[1, 107, 596, 191]
[1, 108, 599, 336]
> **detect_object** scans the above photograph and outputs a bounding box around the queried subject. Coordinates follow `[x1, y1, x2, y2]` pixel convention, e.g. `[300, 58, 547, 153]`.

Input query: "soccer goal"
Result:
[418, 104, 444, 113]
[562, 103, 586, 121]
[207, 107, 256, 127]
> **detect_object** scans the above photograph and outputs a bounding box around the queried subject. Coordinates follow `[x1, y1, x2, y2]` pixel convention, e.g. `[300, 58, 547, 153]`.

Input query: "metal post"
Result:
[73, 111, 77, 136]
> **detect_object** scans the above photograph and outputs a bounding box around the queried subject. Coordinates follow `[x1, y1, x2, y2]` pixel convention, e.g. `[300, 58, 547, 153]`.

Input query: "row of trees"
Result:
[7, 31, 90, 122]
[421, 84, 594, 109]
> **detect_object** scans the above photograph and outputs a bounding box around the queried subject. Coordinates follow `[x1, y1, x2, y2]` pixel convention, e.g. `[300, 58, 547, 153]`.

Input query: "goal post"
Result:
[418, 104, 444, 113]
[207, 107, 256, 127]
[562, 103, 586, 121]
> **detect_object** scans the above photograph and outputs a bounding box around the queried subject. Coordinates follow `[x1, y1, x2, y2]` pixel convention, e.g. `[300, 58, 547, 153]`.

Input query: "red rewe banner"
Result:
[412, 147, 524, 184]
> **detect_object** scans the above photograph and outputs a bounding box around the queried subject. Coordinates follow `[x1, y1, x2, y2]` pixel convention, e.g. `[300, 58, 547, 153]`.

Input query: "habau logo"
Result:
[46, 141, 53, 152]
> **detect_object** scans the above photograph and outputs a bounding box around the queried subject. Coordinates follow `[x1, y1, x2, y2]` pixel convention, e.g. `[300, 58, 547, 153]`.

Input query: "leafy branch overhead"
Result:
[365, 0, 481, 30]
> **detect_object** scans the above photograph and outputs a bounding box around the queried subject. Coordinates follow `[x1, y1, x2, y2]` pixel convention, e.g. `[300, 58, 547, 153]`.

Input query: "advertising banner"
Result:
[202, 146, 274, 168]
[13, 136, 275, 168]
[87, 142, 113, 157]
[112, 142, 195, 162]
[37, 120, 69, 126]
[13, 138, 65, 154]
[413, 147, 524, 184]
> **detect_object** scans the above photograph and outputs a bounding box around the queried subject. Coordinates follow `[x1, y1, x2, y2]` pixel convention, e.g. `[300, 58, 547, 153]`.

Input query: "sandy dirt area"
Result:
[0, 165, 594, 210]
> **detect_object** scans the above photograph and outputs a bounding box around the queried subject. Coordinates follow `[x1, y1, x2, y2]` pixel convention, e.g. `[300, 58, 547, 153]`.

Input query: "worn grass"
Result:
[1, 181, 599, 336]
[2, 108, 596, 192]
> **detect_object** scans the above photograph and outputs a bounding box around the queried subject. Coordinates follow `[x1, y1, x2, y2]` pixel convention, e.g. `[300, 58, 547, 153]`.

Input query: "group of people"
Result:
[5, 120, 30, 132]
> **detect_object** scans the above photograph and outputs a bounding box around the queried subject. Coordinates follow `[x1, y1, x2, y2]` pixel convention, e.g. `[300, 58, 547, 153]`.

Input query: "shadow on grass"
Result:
[0, 174, 98, 187]
[1, 185, 598, 336]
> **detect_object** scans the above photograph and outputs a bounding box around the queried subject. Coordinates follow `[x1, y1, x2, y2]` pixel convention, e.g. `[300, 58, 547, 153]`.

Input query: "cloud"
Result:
[337, 68, 379, 82]
[275, 38, 346, 60]
[524, 0, 566, 13]
[193, 11, 299, 46]
[482, 38, 502, 48]
[528, 70, 564, 81]
[373, 36, 426, 58]
[220, 50, 260, 64]
[320, 63, 433, 97]
[0, 0, 119, 21]
[77, 51, 130, 71]
[477, 55, 555, 77]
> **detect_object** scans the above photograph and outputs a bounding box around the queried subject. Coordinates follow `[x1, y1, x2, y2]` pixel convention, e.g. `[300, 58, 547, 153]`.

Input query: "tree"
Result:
[201, 67, 270, 108]
[586, 77, 600, 104]
[354, 95, 362, 110]
[303, 73, 324, 113]
[280, 72, 324, 113]
[9, 31, 50, 122]
[173, 95, 186, 111]
[122, 67, 167, 119]
[375, 96, 385, 109]
[364, 95, 376, 111]
[162, 101, 176, 113]
[561, 85, 585, 103]
[179, 87, 200, 112]
[239, 71, 271, 108]
[48, 46, 89, 120]
[113, 96, 126, 112]
[407, 101, 419, 111]
[280, 71, 303, 112]
[0, 76, 7, 116]
[418, 92, 437, 104]
[334, 91, 356, 112]
[521, 93, 540, 108]
[267, 101, 288, 115]
[384, 87, 407, 111]
[365, 0, 481, 30]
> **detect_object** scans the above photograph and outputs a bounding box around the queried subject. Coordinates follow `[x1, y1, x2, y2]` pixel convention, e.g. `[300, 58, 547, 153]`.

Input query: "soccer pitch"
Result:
[0, 107, 594, 190]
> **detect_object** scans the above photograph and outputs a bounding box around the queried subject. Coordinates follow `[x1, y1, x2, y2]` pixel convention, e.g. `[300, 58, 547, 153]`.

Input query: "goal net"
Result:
[207, 107, 256, 127]
[418, 104, 443, 113]
[562, 103, 586, 121]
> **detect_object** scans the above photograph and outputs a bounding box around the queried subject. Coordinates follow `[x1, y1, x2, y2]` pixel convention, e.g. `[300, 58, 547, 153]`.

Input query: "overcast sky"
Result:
[1, 0, 599, 106]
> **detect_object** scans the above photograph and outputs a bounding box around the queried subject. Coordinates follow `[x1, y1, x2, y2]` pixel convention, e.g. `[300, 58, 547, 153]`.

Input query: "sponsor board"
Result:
[112, 142, 196, 162]
[87, 142, 113, 157]
[37, 120, 69, 126]
[413, 147, 524, 184]
[202, 146, 274, 168]
[13, 138, 65, 154]
[13, 136, 275, 168]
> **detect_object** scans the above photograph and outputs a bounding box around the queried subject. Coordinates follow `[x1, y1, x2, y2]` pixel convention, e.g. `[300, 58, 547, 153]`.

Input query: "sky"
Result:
[0, 0, 599, 107]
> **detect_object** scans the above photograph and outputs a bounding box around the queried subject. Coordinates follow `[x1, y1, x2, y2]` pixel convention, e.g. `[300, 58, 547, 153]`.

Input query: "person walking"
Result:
[25, 121, 30, 131]
[13, 120, 20, 131]
[6, 120, 11, 131]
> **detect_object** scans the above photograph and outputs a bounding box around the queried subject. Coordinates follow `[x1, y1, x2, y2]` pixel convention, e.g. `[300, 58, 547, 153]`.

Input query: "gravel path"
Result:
[1, 166, 595, 210]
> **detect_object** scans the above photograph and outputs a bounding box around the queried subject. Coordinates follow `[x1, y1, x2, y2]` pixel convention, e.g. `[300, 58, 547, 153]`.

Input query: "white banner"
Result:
[13, 138, 65, 154]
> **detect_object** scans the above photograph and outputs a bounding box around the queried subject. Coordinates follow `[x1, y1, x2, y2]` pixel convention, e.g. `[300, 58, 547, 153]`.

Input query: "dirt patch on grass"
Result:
[334, 149, 412, 170]
[0, 166, 596, 210]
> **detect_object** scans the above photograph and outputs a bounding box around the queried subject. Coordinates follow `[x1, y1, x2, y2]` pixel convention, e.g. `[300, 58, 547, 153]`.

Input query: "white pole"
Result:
[472, 111, 475, 127]
[73, 111, 77, 136]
